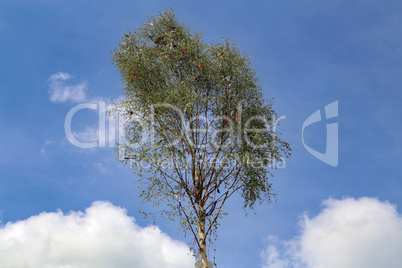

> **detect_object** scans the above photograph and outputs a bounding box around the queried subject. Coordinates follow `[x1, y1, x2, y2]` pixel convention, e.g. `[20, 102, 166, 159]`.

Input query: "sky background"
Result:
[0, 0, 402, 267]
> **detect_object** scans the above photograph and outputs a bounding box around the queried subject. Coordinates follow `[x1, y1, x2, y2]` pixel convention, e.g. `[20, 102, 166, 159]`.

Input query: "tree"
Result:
[110, 8, 291, 268]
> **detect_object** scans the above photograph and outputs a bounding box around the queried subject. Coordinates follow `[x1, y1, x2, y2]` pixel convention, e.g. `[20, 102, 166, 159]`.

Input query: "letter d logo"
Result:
[302, 101, 338, 167]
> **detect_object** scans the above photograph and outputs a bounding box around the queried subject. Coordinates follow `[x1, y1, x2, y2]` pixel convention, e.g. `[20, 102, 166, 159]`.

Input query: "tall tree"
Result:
[110, 8, 290, 268]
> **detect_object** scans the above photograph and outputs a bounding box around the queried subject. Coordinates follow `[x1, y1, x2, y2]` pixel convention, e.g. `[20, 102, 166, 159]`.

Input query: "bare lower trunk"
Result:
[198, 217, 208, 268]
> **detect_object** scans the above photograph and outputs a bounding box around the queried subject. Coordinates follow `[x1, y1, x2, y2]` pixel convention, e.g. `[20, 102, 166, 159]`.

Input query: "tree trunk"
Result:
[198, 216, 208, 268]
[195, 150, 208, 267]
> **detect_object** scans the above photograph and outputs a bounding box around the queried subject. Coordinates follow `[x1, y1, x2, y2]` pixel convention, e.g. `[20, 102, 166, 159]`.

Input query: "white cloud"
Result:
[40, 125, 110, 154]
[40, 139, 58, 155]
[72, 126, 101, 143]
[93, 162, 109, 174]
[262, 197, 402, 268]
[40, 139, 69, 155]
[0, 201, 194, 268]
[48, 72, 88, 103]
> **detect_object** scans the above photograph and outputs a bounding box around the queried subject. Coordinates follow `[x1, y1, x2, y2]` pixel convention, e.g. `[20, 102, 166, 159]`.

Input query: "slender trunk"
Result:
[194, 135, 208, 268]
[198, 216, 208, 268]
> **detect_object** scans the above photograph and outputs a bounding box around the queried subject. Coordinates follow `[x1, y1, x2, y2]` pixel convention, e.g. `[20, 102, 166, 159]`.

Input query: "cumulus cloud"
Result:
[48, 72, 88, 103]
[262, 197, 402, 268]
[0, 201, 193, 268]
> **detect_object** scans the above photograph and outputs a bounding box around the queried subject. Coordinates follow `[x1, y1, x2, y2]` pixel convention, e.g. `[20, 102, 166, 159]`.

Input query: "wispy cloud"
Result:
[0, 201, 193, 268]
[48, 72, 88, 103]
[72, 126, 102, 143]
[262, 197, 402, 268]
[41, 126, 105, 155]
[40, 139, 68, 155]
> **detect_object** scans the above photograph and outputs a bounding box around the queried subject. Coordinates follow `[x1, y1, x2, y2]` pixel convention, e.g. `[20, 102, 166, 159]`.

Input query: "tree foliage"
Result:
[110, 8, 291, 267]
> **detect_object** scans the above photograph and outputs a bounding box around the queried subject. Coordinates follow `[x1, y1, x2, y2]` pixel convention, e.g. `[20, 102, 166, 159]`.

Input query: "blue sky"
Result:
[1, 0, 402, 267]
